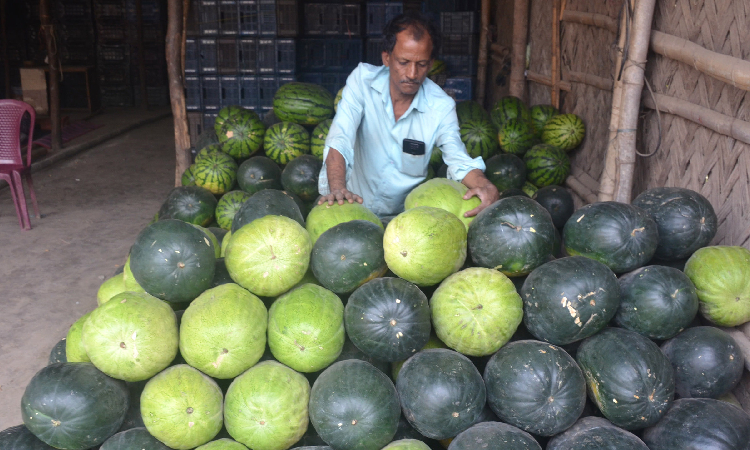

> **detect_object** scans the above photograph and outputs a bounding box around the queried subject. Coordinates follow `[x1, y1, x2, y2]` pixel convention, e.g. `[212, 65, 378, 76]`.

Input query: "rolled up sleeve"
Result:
[436, 106, 486, 181]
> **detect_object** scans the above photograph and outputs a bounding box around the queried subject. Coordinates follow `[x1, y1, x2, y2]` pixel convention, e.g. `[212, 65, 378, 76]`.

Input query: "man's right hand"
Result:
[318, 188, 364, 206]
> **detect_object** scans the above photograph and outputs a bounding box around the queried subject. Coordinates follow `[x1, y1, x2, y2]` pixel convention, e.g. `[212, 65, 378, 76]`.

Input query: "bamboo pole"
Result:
[550, 0, 561, 108]
[509, 0, 529, 100]
[612, 0, 657, 204]
[40, 0, 61, 151]
[642, 93, 750, 145]
[565, 70, 614, 91]
[526, 71, 571, 91]
[136, 0, 148, 109]
[168, 0, 191, 186]
[651, 31, 750, 92]
[566, 175, 598, 204]
[477, 0, 489, 103]
[561, 10, 618, 34]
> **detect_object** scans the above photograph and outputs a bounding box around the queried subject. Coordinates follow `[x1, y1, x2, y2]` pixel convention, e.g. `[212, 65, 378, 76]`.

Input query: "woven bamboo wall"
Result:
[636, 0, 750, 248]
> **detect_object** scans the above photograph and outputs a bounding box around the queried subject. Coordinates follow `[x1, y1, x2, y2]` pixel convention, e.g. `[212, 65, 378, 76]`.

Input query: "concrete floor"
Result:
[0, 111, 176, 429]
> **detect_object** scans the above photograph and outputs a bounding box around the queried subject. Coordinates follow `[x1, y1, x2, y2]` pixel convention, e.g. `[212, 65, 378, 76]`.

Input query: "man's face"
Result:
[382, 28, 433, 98]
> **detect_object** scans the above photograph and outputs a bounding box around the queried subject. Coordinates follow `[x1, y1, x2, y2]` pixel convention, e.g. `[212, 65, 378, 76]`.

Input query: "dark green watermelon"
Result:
[576, 328, 675, 430]
[523, 144, 570, 188]
[521, 256, 619, 345]
[498, 118, 535, 156]
[159, 186, 219, 227]
[460, 119, 499, 160]
[309, 360, 400, 450]
[101, 427, 172, 450]
[484, 154, 526, 191]
[490, 96, 531, 129]
[563, 202, 659, 273]
[498, 188, 529, 199]
[484, 340, 586, 436]
[532, 185, 574, 229]
[211, 258, 234, 287]
[273, 82, 335, 126]
[310, 220, 387, 294]
[546, 416, 649, 450]
[231, 189, 305, 232]
[614, 265, 699, 340]
[281, 155, 323, 202]
[236, 156, 283, 194]
[448, 422, 541, 450]
[0, 425, 58, 450]
[21, 363, 129, 450]
[631, 187, 718, 261]
[118, 380, 146, 432]
[305, 336, 392, 387]
[344, 277, 431, 362]
[468, 196, 556, 277]
[48, 338, 67, 365]
[214, 105, 266, 159]
[397, 349, 486, 440]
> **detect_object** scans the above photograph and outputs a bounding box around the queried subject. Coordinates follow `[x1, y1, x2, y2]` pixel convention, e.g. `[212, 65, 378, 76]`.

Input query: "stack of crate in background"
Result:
[185, 0, 299, 140]
[95, 0, 168, 107]
[56, 0, 97, 66]
[363, 2, 403, 66]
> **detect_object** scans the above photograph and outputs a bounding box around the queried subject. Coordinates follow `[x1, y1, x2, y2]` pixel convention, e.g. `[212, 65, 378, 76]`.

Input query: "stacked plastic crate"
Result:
[363, 1, 402, 67]
[296, 2, 365, 96]
[128, 0, 169, 106]
[57, 0, 97, 66]
[185, 0, 299, 137]
[95, 0, 133, 106]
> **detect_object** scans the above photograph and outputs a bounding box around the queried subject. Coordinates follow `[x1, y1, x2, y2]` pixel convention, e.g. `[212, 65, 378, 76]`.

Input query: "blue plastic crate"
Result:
[199, 0, 219, 35]
[259, 0, 277, 35]
[440, 12, 477, 34]
[220, 76, 241, 106]
[185, 38, 199, 74]
[441, 33, 478, 56]
[238, 0, 259, 35]
[185, 76, 202, 110]
[341, 4, 362, 37]
[238, 38, 257, 74]
[203, 111, 219, 130]
[202, 76, 221, 110]
[188, 112, 203, 147]
[441, 54, 477, 76]
[297, 39, 327, 72]
[219, 0, 240, 35]
[257, 39, 276, 74]
[240, 76, 259, 109]
[276, 39, 296, 74]
[442, 76, 473, 101]
[325, 39, 362, 72]
[296, 72, 323, 86]
[257, 76, 277, 108]
[278, 75, 296, 88]
[305, 3, 339, 35]
[199, 38, 218, 74]
[277, 0, 299, 37]
[366, 2, 402, 36]
[217, 38, 238, 75]
[365, 37, 385, 66]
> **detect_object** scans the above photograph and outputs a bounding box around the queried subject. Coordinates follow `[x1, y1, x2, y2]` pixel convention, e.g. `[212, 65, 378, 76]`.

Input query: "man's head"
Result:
[381, 12, 441, 99]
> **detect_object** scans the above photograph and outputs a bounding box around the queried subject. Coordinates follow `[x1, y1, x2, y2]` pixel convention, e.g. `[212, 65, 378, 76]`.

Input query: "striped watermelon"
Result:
[427, 60, 447, 86]
[530, 104, 559, 138]
[542, 113, 585, 151]
[264, 122, 311, 165]
[490, 96, 531, 129]
[523, 144, 571, 188]
[334, 87, 344, 113]
[215, 190, 252, 230]
[181, 164, 196, 186]
[195, 144, 226, 162]
[273, 82, 334, 126]
[214, 105, 266, 159]
[522, 181, 538, 197]
[456, 100, 490, 124]
[497, 118, 535, 156]
[460, 119, 499, 160]
[430, 145, 442, 166]
[194, 151, 239, 195]
[310, 118, 333, 160]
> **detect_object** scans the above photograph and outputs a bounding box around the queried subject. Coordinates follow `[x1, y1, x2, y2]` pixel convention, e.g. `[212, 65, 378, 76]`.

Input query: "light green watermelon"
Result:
[221, 230, 232, 257]
[97, 274, 128, 305]
[122, 256, 145, 292]
[224, 361, 310, 450]
[65, 311, 92, 363]
[382, 440, 432, 450]
[404, 178, 480, 229]
[306, 202, 383, 244]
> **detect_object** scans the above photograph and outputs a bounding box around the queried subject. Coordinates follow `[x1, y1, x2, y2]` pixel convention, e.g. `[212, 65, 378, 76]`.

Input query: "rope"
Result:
[40, 20, 63, 81]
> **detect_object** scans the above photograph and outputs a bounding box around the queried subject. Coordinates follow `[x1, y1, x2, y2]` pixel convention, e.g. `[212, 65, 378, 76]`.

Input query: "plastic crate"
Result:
[326, 39, 362, 72]
[440, 12, 477, 34]
[101, 87, 133, 107]
[99, 64, 132, 87]
[257, 39, 276, 74]
[238, 0, 259, 35]
[276, 39, 296, 74]
[199, 38, 218, 74]
[238, 38, 258, 74]
[188, 112, 204, 147]
[57, 0, 92, 21]
[440, 33, 478, 56]
[219, 0, 240, 35]
[202, 76, 221, 110]
[305, 3, 340, 35]
[320, 72, 342, 95]
[61, 46, 96, 65]
[422, 0, 479, 13]
[203, 111, 219, 130]
[296, 39, 327, 71]
[127, 23, 165, 44]
[240, 76, 259, 109]
[441, 54, 477, 76]
[185, 75, 202, 110]
[96, 21, 127, 43]
[199, 0, 220, 35]
[125, 0, 162, 23]
[98, 45, 129, 63]
[217, 38, 239, 75]
[276, 0, 299, 37]
[258, 0, 277, 35]
[60, 24, 95, 45]
[442, 76, 473, 101]
[296, 72, 323, 86]
[132, 64, 167, 87]
[220, 76, 241, 106]
[257, 76, 277, 108]
[341, 4, 362, 36]
[185, 38, 199, 74]
[365, 37, 385, 66]
[131, 43, 164, 65]
[94, 0, 125, 20]
[135, 86, 169, 106]
[186, 0, 201, 35]
[366, 2, 402, 36]
[278, 75, 295, 88]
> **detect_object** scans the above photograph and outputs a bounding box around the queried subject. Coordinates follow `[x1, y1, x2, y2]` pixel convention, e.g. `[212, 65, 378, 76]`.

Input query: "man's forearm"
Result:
[461, 168, 493, 189]
[325, 148, 347, 191]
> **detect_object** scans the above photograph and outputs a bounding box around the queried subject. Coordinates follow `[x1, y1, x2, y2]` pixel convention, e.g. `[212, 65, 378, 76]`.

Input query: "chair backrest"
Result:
[0, 99, 37, 167]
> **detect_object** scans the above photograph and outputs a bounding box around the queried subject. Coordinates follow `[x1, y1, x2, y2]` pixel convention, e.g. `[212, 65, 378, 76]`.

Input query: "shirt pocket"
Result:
[401, 152, 426, 177]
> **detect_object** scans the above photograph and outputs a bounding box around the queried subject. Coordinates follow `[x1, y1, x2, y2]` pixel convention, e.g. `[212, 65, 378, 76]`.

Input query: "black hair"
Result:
[382, 11, 441, 60]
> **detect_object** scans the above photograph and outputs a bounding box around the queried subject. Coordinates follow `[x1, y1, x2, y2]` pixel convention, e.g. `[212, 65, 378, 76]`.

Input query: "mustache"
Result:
[401, 80, 420, 84]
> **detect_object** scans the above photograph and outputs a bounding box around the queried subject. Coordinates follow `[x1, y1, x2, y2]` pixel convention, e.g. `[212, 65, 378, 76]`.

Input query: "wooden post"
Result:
[39, 0, 61, 151]
[1, 0, 10, 99]
[476, 0, 490, 103]
[612, 0, 657, 203]
[168, 0, 191, 186]
[136, 0, 148, 109]
[550, 0, 561, 108]
[509, 0, 529, 100]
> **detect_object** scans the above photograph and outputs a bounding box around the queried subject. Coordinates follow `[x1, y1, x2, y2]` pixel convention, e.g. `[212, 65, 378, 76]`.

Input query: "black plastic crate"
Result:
[258, 0, 277, 35]
[217, 38, 238, 75]
[97, 21, 128, 43]
[326, 39, 362, 72]
[276, 39, 295, 74]
[240, 76, 258, 109]
[199, 38, 218, 74]
[340, 4, 362, 36]
[99, 64, 132, 86]
[296, 72, 323, 86]
[188, 112, 203, 147]
[202, 75, 221, 110]
[238, 0, 259, 35]
[200, 0, 220, 35]
[60, 24, 95, 45]
[131, 43, 165, 65]
[442, 76, 473, 101]
[185, 75, 202, 110]
[127, 23, 166, 44]
[277, 0, 299, 37]
[220, 76, 241, 106]
[186, 0, 201, 35]
[365, 37, 385, 65]
[132, 64, 167, 87]
[440, 11, 477, 34]
[440, 33, 477, 56]
[125, 0, 162, 23]
[238, 38, 257, 74]
[257, 39, 276, 74]
[94, 0, 126, 20]
[98, 44, 129, 63]
[297, 39, 327, 71]
[305, 3, 339, 35]
[61, 46, 97, 65]
[185, 38, 199, 74]
[57, 0, 92, 22]
[441, 54, 477, 76]
[278, 75, 295, 88]
[366, 2, 402, 36]
[134, 86, 169, 106]
[101, 86, 133, 107]
[203, 111, 219, 130]
[219, 0, 240, 35]
[257, 76, 277, 108]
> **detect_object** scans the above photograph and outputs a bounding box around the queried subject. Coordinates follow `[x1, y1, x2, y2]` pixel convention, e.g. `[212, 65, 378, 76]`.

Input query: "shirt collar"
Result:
[370, 66, 429, 114]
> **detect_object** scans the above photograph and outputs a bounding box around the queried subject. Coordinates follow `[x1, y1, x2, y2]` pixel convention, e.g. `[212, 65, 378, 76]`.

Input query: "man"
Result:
[317, 11, 499, 217]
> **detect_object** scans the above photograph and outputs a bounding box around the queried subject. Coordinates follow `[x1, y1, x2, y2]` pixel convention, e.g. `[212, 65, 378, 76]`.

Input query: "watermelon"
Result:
[311, 119, 332, 160]
[547, 417, 649, 450]
[48, 339, 67, 365]
[214, 105, 266, 159]
[264, 122, 311, 165]
[383, 440, 431, 450]
[215, 190, 251, 230]
[490, 96, 531, 129]
[334, 88, 343, 112]
[541, 114, 585, 151]
[196, 439, 249, 450]
[483, 153, 526, 191]
[236, 156, 283, 194]
[532, 185, 574, 229]
[456, 100, 490, 124]
[391, 332, 447, 380]
[194, 151, 239, 195]
[0, 425, 59, 450]
[530, 104, 559, 138]
[97, 274, 129, 305]
[159, 186, 218, 226]
[404, 178, 481, 229]
[498, 118, 535, 156]
[306, 201, 382, 244]
[427, 60, 447, 86]
[195, 144, 226, 162]
[273, 82, 334, 125]
[281, 154, 322, 202]
[224, 361, 310, 450]
[448, 422, 542, 450]
[182, 164, 197, 186]
[383, 206, 467, 286]
[523, 144, 570, 187]
[460, 119, 499, 160]
[521, 181, 537, 197]
[100, 428, 172, 450]
[65, 311, 91, 363]
[231, 189, 305, 232]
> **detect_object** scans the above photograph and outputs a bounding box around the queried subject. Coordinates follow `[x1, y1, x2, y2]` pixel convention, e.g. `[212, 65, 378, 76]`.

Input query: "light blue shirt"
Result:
[318, 63, 486, 217]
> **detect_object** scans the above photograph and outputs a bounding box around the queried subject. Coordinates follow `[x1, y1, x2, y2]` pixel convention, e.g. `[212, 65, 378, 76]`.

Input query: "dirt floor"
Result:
[0, 114, 176, 429]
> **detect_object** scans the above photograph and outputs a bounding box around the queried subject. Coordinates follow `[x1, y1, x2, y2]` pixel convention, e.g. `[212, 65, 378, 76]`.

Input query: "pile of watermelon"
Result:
[6, 93, 750, 450]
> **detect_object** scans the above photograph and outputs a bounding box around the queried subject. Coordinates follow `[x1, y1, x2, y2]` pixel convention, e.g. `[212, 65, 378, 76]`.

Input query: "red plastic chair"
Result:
[0, 99, 40, 230]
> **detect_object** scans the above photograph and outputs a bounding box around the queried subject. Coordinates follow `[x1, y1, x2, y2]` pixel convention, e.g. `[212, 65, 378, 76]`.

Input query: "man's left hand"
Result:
[463, 181, 499, 217]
